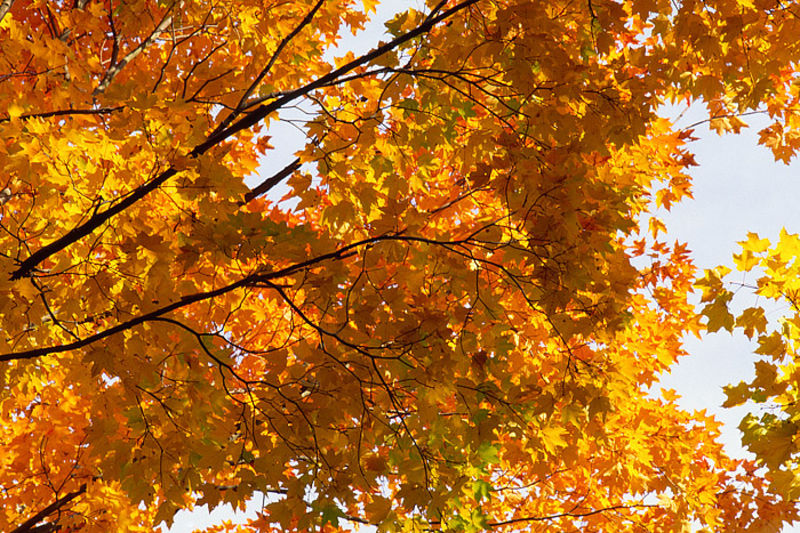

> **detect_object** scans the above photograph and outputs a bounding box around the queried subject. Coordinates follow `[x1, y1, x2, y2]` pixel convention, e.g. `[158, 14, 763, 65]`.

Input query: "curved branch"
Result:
[1, 233, 472, 362]
[1, 270, 254, 361]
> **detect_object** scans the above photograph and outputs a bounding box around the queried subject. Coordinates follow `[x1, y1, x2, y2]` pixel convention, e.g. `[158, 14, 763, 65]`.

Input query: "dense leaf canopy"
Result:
[3, 0, 800, 531]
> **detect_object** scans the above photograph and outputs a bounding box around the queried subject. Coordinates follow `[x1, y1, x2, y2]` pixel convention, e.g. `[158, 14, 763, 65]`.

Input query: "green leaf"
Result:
[472, 479, 492, 502]
[476, 442, 500, 467]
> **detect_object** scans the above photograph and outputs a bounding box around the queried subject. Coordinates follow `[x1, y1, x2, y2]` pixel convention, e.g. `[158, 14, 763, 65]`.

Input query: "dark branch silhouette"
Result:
[0, 232, 483, 362]
[10, 484, 87, 533]
[242, 158, 301, 204]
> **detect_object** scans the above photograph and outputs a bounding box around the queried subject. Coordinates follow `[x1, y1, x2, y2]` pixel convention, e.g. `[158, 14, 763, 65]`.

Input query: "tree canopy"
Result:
[3, 0, 800, 531]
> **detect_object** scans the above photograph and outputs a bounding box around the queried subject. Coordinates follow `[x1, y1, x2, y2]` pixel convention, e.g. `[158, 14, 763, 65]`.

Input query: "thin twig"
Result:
[94, 6, 176, 94]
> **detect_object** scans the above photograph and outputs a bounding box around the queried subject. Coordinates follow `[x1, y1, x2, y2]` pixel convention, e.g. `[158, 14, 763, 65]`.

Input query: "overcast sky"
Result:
[657, 107, 800, 459]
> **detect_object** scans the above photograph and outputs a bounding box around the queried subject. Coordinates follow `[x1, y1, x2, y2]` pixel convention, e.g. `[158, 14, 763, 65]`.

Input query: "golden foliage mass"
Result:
[2, 0, 800, 531]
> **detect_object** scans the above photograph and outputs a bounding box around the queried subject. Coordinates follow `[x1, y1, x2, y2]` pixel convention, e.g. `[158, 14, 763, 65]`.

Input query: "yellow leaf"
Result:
[541, 426, 568, 453]
[740, 232, 771, 254]
[7, 103, 23, 119]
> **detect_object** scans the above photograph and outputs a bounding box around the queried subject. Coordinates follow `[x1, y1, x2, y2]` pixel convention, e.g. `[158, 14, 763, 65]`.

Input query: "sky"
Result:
[166, 3, 800, 532]
[656, 108, 800, 530]
[657, 107, 800, 462]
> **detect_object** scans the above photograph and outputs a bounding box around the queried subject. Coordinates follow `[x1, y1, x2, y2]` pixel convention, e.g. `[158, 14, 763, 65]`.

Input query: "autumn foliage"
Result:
[2, 0, 800, 531]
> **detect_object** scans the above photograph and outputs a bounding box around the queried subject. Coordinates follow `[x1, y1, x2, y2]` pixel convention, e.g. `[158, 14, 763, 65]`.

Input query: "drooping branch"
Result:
[9, 0, 481, 280]
[10, 484, 87, 533]
[1, 269, 256, 361]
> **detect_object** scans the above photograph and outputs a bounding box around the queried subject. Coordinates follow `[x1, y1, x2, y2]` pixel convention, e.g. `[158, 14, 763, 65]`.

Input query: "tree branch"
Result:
[93, 7, 175, 95]
[485, 503, 659, 527]
[10, 484, 87, 533]
[242, 158, 300, 204]
[1, 233, 472, 362]
[0, 106, 124, 124]
[233, 0, 326, 115]
[11, 166, 179, 279]
[203, 0, 480, 148]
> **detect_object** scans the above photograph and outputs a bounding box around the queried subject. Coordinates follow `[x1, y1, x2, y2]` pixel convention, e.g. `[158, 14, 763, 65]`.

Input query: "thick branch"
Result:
[234, 0, 325, 113]
[10, 484, 87, 533]
[203, 0, 480, 148]
[242, 158, 300, 204]
[11, 154, 292, 279]
[1, 233, 468, 362]
[9, 0, 480, 280]
[11, 166, 178, 279]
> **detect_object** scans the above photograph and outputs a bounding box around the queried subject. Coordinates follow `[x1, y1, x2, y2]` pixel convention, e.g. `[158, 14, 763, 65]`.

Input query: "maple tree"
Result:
[4, 0, 800, 531]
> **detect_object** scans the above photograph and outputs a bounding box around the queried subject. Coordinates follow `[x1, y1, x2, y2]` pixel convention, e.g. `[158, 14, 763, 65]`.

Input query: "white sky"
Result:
[657, 108, 800, 532]
[657, 107, 800, 455]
